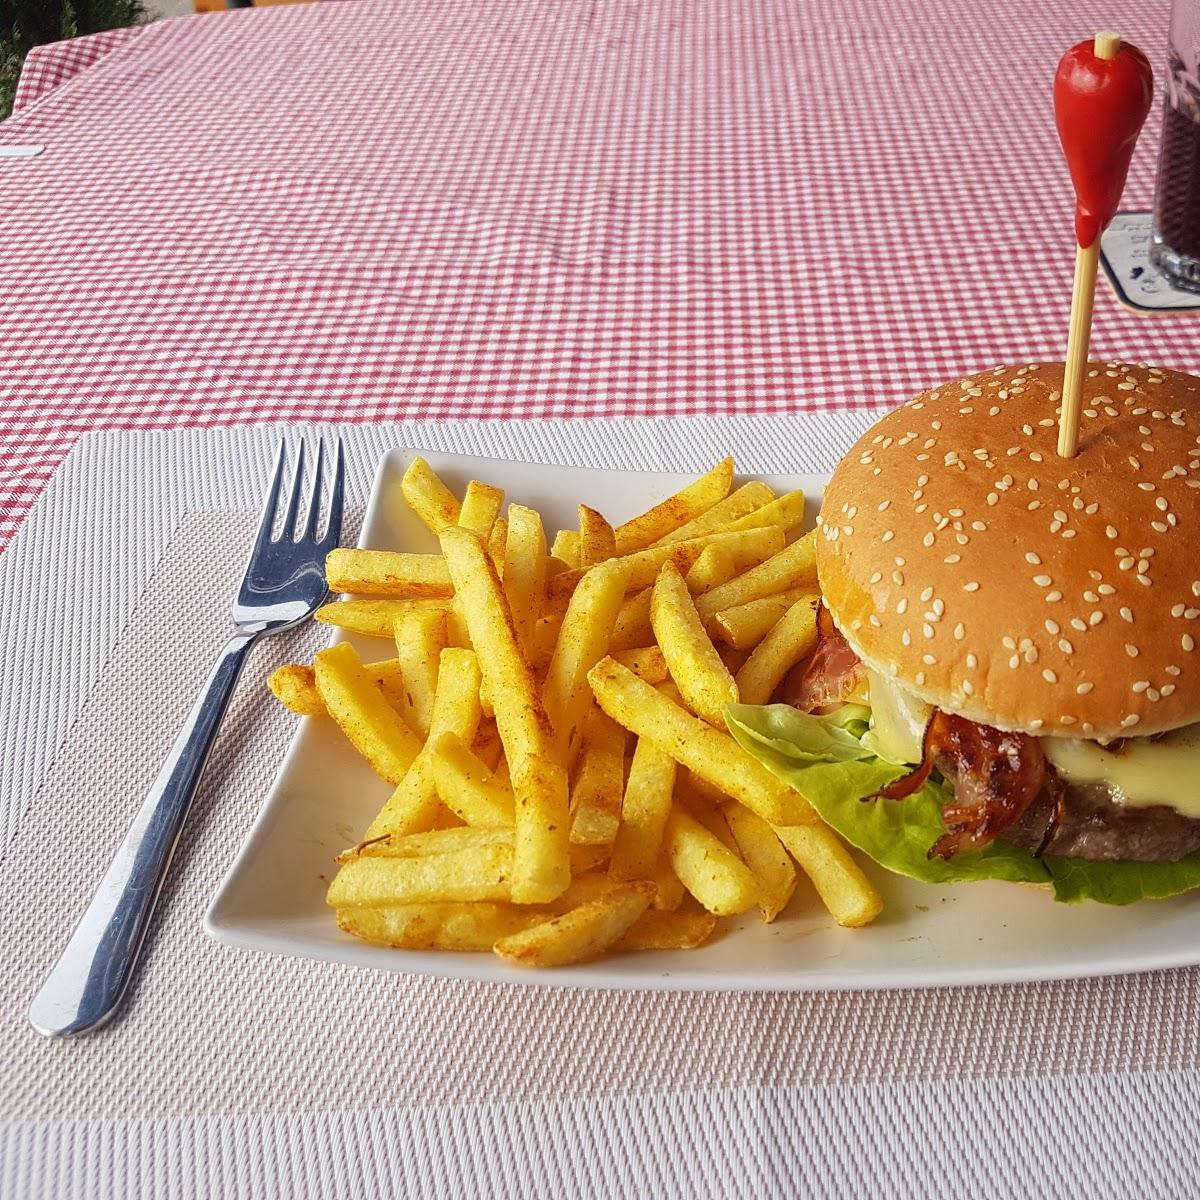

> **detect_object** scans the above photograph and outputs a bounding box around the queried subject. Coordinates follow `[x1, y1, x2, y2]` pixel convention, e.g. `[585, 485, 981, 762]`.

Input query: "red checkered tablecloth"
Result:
[0, 0, 1193, 548]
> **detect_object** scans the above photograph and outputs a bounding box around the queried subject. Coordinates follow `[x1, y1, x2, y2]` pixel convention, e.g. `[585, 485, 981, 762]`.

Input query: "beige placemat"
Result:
[3, 511, 1199, 1125]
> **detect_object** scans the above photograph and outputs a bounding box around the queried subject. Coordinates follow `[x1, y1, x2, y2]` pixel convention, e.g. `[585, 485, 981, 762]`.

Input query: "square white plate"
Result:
[205, 448, 1200, 991]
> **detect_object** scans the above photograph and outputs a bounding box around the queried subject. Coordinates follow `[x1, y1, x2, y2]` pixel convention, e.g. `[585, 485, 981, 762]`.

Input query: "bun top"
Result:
[816, 362, 1200, 740]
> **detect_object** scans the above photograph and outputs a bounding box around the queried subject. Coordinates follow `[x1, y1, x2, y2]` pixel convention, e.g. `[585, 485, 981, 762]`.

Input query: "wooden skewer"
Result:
[1057, 30, 1122, 460]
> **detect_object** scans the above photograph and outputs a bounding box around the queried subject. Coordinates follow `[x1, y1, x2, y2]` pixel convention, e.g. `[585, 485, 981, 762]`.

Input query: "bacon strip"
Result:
[782, 604, 863, 712]
[873, 711, 1047, 859]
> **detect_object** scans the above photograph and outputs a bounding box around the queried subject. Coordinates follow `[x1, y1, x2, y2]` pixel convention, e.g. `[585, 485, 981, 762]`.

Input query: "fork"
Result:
[28, 439, 345, 1038]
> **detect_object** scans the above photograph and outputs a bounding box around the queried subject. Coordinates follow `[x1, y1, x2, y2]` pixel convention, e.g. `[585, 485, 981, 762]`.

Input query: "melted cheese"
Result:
[1042, 725, 1200, 817]
[862, 669, 932, 765]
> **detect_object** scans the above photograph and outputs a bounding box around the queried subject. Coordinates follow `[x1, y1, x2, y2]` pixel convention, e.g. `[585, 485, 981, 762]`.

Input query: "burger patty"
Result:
[1005, 781, 1200, 862]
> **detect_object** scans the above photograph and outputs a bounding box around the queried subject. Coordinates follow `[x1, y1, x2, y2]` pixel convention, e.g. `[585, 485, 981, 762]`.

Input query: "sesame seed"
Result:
[901, 630, 911, 646]
[922, 532, 934, 547]
[922, 654, 936, 665]
[1033, 574, 1052, 587]
[1119, 557, 1135, 571]
[1163, 684, 1177, 696]
[1045, 619, 1059, 634]
[966, 653, 978, 668]
[1090, 611, 1104, 626]
[1025, 646, 1039, 664]
[1043, 669, 1058, 684]
[1083, 591, 1099, 604]
[1030, 719, 1045, 730]
[1125, 643, 1139, 657]
[1137, 575, 1152, 587]
[963, 581, 980, 592]
[1172, 603, 1186, 617]
[1185, 635, 1196, 652]
[869, 615, 881, 628]
[1046, 590, 1063, 603]
[953, 623, 966, 640]
[1026, 552, 1042, 565]
[923, 624, 934, 639]
[882, 531, 894, 542]
[1098, 584, 1115, 595]
[1132, 681, 1150, 694]
[1105, 525, 1118, 539]
[1119, 607, 1133, 622]
[1009, 654, 1020, 669]
[877, 500, 891, 512]
[1076, 682, 1094, 695]
[1123, 715, 1141, 728]
[920, 586, 934, 602]
[915, 672, 925, 686]
[1059, 639, 1074, 654]
[1070, 618, 1087, 632]
[897, 597, 908, 614]
[944, 553, 961, 564]
[1002, 636, 1016, 650]
[1188, 609, 1200, 620]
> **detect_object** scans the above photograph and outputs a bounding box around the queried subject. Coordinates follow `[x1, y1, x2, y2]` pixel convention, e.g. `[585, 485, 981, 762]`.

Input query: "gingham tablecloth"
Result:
[0, 0, 1195, 553]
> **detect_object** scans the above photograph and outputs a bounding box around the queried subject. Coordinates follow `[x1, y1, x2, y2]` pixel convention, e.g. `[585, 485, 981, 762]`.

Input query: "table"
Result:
[2, 4, 1199, 1198]
[0, 0, 1193, 552]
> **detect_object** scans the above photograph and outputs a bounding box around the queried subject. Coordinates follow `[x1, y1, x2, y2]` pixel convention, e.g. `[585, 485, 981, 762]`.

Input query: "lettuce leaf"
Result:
[727, 704, 1200, 905]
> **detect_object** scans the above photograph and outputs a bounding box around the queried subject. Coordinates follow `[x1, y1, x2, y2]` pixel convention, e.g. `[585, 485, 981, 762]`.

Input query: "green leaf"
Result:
[1043, 853, 1200, 905]
[727, 704, 1200, 905]
[726, 706, 1049, 888]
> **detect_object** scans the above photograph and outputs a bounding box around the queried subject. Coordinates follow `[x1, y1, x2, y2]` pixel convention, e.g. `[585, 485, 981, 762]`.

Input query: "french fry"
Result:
[648, 857, 686, 911]
[651, 560, 738, 726]
[614, 459, 734, 553]
[327, 844, 513, 907]
[677, 789, 740, 852]
[656, 481, 776, 545]
[471, 720, 504, 770]
[440, 527, 553, 765]
[326, 548, 453, 599]
[723, 489, 807, 537]
[401, 456, 461, 534]
[511, 754, 571, 903]
[430, 731, 515, 828]
[569, 843, 611, 876]
[578, 505, 616, 568]
[723, 803, 797, 922]
[503, 504, 548, 661]
[617, 907, 718, 950]
[547, 526, 784, 607]
[267, 663, 327, 717]
[393, 608, 448, 737]
[588, 657, 813, 826]
[568, 707, 627, 846]
[348, 826, 512, 860]
[718, 645, 749, 676]
[711, 589, 808, 650]
[487, 517, 508, 572]
[314, 642, 422, 784]
[269, 659, 408, 717]
[774, 823, 883, 928]
[684, 544, 737, 594]
[695, 531, 818, 620]
[663, 807, 758, 916]
[542, 558, 630, 764]
[458, 480, 505, 539]
[610, 586, 654, 652]
[365, 648, 484, 837]
[550, 528, 580, 568]
[611, 645, 668, 684]
[609, 732, 676, 883]
[316, 598, 467, 643]
[734, 595, 820, 705]
[337, 902, 546, 951]
[493, 881, 655, 967]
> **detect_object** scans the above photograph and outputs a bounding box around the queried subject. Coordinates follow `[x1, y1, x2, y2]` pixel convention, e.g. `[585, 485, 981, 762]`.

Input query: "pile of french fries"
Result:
[268, 456, 882, 968]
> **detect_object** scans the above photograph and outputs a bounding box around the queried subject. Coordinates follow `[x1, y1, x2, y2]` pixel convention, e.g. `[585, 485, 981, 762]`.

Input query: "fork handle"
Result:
[28, 631, 259, 1038]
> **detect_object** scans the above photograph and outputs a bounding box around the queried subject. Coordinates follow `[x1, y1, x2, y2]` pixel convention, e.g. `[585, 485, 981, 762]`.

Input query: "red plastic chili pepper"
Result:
[1054, 37, 1154, 248]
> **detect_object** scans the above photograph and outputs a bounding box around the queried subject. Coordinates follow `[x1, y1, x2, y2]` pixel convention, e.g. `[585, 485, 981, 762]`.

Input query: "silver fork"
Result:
[28, 439, 345, 1038]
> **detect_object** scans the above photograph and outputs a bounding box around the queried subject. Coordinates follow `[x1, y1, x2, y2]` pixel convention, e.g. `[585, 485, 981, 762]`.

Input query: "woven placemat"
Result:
[3, 510, 1199, 1129]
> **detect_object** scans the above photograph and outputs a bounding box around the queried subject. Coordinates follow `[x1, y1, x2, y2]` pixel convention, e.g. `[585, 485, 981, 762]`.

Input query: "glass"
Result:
[1151, 0, 1200, 290]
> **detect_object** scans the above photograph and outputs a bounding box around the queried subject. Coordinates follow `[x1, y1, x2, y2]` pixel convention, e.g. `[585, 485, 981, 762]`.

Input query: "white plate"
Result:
[205, 449, 1200, 991]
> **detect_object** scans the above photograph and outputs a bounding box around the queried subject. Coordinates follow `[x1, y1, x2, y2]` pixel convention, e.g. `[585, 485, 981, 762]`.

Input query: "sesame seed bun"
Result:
[816, 362, 1200, 740]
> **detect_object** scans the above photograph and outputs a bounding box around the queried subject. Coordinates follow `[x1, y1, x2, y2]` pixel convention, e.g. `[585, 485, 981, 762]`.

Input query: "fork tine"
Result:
[301, 440, 327, 541]
[281, 441, 307, 541]
[321, 437, 346, 546]
[251, 441, 289, 553]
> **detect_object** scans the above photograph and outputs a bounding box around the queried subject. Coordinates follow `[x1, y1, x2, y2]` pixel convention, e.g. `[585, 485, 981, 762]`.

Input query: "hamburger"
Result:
[728, 361, 1200, 904]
